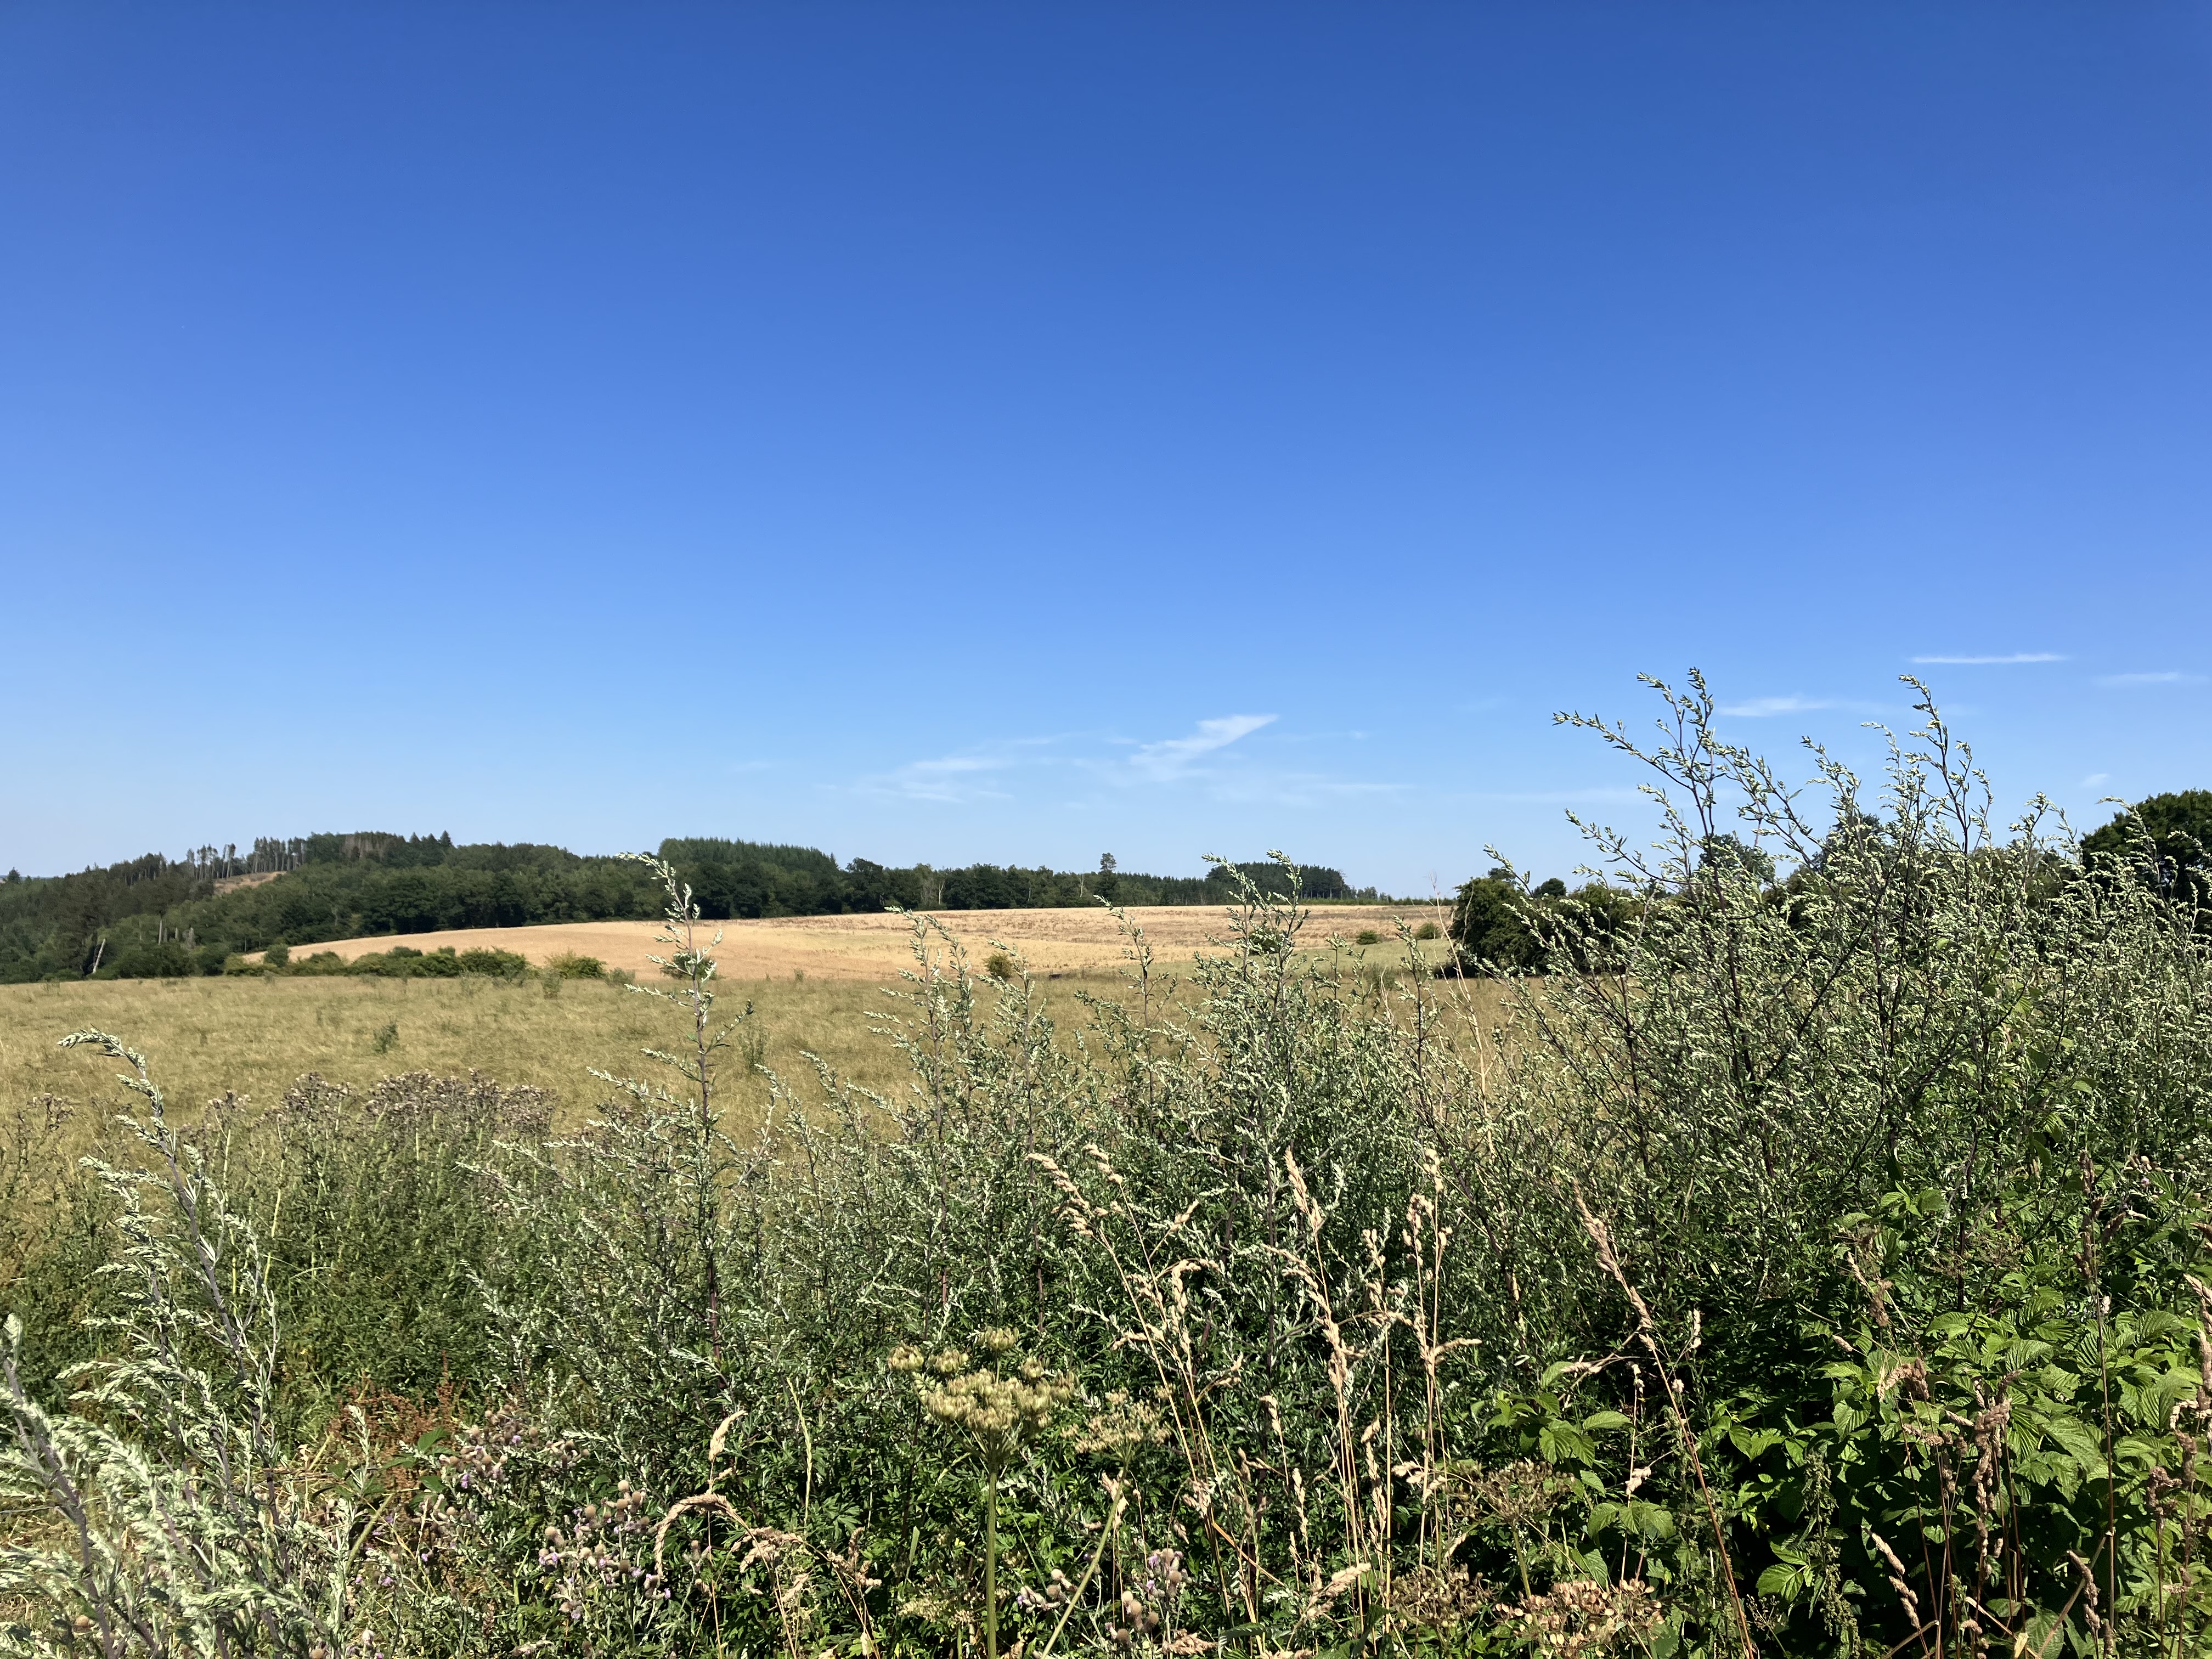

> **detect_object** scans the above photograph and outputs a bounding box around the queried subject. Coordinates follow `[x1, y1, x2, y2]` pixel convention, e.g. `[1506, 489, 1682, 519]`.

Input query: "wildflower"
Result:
[1464, 1460, 1575, 1527]
[918, 1364, 1075, 1459]
[1511, 1579, 1662, 1655]
[1073, 1390, 1169, 1454]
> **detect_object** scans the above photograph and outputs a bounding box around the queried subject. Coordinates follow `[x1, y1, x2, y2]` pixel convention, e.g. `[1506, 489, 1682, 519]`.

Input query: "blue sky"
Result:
[3, 4, 2207, 893]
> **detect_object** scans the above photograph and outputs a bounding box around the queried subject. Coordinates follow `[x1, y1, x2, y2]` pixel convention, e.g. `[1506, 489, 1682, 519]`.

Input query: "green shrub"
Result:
[544, 951, 603, 979]
[345, 948, 411, 977]
[105, 940, 204, 980]
[456, 946, 528, 977]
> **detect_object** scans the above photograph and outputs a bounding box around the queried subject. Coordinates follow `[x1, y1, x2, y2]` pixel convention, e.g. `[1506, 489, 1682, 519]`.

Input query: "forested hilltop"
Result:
[0, 833, 1385, 981]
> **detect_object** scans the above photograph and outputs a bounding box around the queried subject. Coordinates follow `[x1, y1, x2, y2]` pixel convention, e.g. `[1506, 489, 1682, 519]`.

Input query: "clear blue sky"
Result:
[3, 5, 2207, 893]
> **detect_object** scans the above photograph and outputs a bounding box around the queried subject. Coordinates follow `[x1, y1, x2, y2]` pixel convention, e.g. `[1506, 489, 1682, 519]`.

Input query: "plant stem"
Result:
[985, 1464, 1000, 1659]
[1038, 1480, 1128, 1659]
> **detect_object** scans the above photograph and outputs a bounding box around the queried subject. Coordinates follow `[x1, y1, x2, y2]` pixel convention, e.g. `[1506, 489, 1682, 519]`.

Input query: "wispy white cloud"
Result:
[2095, 671, 2207, 688]
[1716, 693, 1892, 719]
[1719, 696, 1822, 717]
[1716, 695, 1835, 718]
[850, 714, 1293, 804]
[1910, 652, 2065, 665]
[1127, 714, 1277, 781]
[847, 748, 1028, 804]
[2081, 773, 2110, 789]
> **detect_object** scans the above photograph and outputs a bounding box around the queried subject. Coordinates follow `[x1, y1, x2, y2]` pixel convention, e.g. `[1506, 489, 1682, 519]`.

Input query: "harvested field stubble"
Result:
[250, 902, 1457, 980]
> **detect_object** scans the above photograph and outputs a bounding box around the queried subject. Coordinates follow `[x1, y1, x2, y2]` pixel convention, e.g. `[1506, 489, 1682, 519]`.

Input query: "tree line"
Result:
[0, 830, 1382, 981]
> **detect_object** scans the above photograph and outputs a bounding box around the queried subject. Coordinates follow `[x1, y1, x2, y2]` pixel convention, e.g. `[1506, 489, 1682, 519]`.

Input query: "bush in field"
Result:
[455, 947, 528, 977]
[2083, 788, 2212, 922]
[266, 944, 530, 979]
[8, 677, 2212, 1656]
[543, 951, 604, 980]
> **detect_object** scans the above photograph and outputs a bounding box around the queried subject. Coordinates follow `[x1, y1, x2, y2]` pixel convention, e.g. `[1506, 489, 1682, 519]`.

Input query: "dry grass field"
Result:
[251, 901, 1459, 981]
[0, 972, 909, 1135]
[4, 907, 1491, 1147]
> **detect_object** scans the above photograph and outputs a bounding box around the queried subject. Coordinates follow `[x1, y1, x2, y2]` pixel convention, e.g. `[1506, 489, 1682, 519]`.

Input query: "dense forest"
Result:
[0, 832, 1378, 982]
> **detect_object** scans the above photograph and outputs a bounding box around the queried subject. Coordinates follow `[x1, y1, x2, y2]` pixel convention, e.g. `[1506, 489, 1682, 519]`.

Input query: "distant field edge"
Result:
[248, 906, 1449, 983]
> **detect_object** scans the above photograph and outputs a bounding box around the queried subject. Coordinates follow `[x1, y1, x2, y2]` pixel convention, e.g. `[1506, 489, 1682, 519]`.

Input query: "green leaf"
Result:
[1756, 1562, 1807, 1598]
[2039, 1412, 2109, 1479]
[1539, 1419, 1598, 1465]
[1728, 1426, 1782, 1459]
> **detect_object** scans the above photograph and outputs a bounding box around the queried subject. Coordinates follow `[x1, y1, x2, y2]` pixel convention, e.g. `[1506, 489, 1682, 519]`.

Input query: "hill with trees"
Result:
[0, 833, 1383, 982]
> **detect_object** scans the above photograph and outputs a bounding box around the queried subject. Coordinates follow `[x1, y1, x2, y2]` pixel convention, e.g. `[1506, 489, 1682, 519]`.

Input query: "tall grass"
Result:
[6, 679, 2212, 1655]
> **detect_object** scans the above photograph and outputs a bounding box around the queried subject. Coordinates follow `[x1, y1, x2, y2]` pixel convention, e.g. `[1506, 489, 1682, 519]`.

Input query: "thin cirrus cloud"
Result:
[859, 751, 1020, 804]
[854, 714, 1281, 804]
[2095, 671, 2208, 689]
[1713, 695, 1879, 718]
[1910, 652, 2066, 665]
[1125, 714, 1278, 781]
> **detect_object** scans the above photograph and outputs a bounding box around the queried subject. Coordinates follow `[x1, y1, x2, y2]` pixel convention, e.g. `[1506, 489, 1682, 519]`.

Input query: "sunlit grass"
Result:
[0, 972, 910, 1135]
[1, 940, 1497, 1147]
